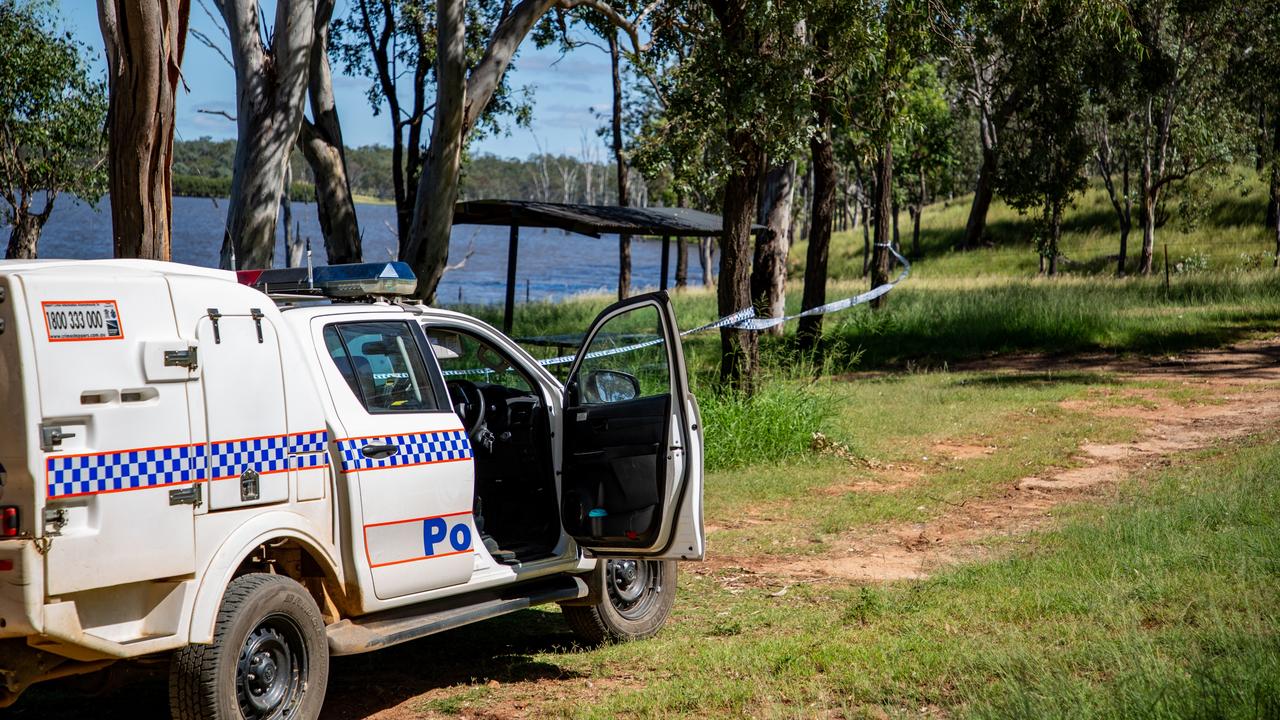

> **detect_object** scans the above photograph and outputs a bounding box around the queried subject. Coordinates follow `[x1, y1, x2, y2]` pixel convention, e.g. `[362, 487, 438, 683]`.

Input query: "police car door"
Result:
[315, 316, 476, 600]
[560, 292, 705, 560]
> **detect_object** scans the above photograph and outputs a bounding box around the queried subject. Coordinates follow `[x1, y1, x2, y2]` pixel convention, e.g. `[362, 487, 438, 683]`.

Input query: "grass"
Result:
[528, 435, 1280, 718]
[697, 381, 839, 471]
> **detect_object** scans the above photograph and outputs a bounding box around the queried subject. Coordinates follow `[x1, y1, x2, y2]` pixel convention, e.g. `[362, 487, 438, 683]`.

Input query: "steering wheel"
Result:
[446, 380, 486, 435]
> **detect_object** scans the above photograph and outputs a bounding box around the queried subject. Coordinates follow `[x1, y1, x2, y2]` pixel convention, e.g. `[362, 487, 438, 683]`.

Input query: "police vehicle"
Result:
[0, 259, 704, 718]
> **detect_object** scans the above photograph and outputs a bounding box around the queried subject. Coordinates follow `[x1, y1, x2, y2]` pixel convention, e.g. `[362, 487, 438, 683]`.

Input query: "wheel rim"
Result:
[605, 559, 663, 620]
[236, 613, 308, 719]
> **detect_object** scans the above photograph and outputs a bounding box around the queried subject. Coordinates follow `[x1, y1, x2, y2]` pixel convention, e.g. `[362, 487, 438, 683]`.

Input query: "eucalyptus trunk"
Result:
[1046, 201, 1062, 276]
[718, 131, 764, 393]
[798, 125, 835, 353]
[97, 0, 189, 260]
[962, 148, 995, 250]
[299, 0, 361, 264]
[403, 0, 466, 302]
[216, 0, 315, 270]
[1138, 151, 1157, 275]
[404, 0, 562, 302]
[609, 30, 631, 299]
[910, 167, 924, 258]
[751, 160, 796, 337]
[870, 139, 894, 309]
[699, 239, 714, 287]
[281, 162, 296, 266]
[1271, 116, 1279, 263]
[5, 209, 46, 260]
[675, 236, 688, 288]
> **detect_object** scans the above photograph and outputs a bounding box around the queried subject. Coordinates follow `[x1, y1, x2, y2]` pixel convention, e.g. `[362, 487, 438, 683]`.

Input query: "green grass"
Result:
[701, 368, 1141, 558]
[697, 381, 839, 471]
[535, 435, 1280, 718]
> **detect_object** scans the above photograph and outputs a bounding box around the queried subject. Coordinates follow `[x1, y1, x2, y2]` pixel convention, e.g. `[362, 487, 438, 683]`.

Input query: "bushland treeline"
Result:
[170, 138, 628, 206]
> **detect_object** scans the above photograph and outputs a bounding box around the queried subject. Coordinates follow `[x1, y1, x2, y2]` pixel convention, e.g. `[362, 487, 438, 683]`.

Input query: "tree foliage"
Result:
[0, 1, 107, 259]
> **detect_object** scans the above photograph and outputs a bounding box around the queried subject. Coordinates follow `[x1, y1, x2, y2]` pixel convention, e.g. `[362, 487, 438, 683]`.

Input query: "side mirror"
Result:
[581, 370, 641, 404]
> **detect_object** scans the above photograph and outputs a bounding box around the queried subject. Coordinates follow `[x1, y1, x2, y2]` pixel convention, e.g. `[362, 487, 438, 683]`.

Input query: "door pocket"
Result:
[563, 442, 664, 543]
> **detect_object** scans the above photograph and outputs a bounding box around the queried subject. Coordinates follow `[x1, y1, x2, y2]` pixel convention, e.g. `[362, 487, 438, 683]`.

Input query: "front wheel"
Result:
[169, 573, 329, 720]
[562, 559, 677, 645]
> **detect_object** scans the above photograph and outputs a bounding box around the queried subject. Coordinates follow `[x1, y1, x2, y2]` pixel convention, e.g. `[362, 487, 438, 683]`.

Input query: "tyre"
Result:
[169, 573, 329, 720]
[563, 559, 677, 645]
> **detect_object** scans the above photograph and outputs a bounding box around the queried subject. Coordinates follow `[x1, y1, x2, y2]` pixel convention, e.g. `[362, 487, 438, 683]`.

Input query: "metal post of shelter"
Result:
[503, 224, 520, 334]
[660, 235, 671, 292]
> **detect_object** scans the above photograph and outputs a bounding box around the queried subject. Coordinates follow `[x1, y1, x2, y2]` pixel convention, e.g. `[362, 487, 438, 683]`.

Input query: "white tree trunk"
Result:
[404, 0, 559, 302]
[215, 0, 315, 269]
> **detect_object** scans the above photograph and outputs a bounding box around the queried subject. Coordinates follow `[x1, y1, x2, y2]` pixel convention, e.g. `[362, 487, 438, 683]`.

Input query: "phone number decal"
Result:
[42, 301, 124, 341]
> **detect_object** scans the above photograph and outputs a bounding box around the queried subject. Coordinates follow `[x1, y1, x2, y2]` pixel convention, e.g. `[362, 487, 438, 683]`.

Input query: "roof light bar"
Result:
[237, 262, 417, 298]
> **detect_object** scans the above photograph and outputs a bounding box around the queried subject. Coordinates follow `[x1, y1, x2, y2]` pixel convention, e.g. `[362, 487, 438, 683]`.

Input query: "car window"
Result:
[425, 329, 533, 392]
[324, 321, 441, 413]
[573, 304, 670, 404]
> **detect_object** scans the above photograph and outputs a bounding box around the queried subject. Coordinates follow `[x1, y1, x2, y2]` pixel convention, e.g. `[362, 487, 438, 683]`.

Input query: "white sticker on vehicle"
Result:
[42, 300, 124, 342]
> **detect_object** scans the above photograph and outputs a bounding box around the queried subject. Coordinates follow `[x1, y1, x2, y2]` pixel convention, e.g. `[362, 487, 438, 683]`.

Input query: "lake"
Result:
[35, 195, 716, 306]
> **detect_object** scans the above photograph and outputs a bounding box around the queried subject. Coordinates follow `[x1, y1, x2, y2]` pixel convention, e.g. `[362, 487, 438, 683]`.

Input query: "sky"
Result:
[58, 0, 615, 159]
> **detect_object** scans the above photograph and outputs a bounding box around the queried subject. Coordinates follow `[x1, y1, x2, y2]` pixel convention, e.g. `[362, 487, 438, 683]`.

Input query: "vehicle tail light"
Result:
[1, 506, 17, 537]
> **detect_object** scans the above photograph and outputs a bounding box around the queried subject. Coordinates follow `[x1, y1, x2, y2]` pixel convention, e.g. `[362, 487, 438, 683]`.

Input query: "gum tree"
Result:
[1127, 0, 1245, 274]
[97, 0, 189, 259]
[1, 3, 107, 259]
[330, 0, 532, 250]
[298, 0, 362, 264]
[865, 0, 932, 309]
[644, 0, 812, 390]
[213, 0, 316, 269]
[401, 0, 646, 303]
[991, 1, 1101, 276]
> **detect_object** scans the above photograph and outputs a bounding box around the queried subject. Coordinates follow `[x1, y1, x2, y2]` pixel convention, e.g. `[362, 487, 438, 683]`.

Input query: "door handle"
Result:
[361, 443, 399, 459]
[40, 424, 76, 452]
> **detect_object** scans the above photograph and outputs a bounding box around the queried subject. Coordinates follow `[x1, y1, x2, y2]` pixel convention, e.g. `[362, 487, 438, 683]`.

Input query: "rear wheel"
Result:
[169, 573, 329, 720]
[563, 559, 677, 645]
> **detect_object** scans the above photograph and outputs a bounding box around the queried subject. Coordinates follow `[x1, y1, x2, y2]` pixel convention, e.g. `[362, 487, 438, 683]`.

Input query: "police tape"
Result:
[530, 244, 910, 368]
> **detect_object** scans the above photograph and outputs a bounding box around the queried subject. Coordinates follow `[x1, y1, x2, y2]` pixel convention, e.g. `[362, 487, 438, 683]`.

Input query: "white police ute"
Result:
[0, 259, 704, 717]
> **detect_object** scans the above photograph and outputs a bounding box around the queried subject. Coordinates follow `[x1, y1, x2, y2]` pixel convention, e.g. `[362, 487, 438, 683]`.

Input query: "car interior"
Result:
[425, 328, 561, 564]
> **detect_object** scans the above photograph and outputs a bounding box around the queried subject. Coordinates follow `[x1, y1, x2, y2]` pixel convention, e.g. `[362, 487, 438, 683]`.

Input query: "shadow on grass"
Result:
[10, 608, 585, 720]
[947, 371, 1123, 388]
[787, 279, 1280, 372]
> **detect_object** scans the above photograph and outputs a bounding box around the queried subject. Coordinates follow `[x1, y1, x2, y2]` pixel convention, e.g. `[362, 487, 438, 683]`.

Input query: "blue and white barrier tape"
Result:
[530, 244, 910, 367]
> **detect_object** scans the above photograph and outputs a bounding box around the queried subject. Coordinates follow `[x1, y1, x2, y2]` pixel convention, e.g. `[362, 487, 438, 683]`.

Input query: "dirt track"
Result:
[11, 339, 1280, 719]
[702, 338, 1280, 587]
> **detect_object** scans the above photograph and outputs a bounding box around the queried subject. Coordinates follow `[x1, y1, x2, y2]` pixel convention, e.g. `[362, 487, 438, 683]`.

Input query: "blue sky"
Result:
[58, 0, 614, 159]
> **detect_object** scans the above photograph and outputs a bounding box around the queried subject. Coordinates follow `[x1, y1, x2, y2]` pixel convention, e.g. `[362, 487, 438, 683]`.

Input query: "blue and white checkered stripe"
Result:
[209, 435, 292, 480]
[288, 430, 331, 470]
[47, 444, 208, 499]
[337, 429, 472, 473]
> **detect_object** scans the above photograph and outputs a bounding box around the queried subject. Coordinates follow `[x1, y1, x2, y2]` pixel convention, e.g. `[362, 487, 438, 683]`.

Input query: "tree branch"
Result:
[196, 0, 229, 40]
[443, 238, 477, 272]
[556, 0, 647, 52]
[191, 27, 235, 68]
[198, 107, 238, 121]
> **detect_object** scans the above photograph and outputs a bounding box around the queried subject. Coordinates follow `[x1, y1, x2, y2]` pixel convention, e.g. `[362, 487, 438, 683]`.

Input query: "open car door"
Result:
[560, 292, 705, 560]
